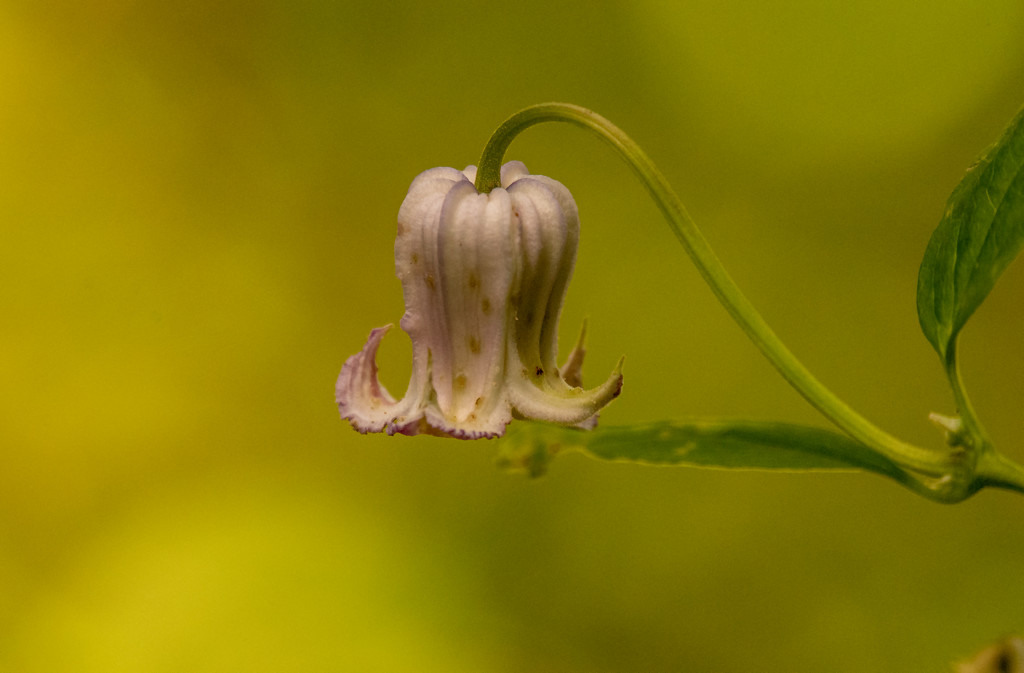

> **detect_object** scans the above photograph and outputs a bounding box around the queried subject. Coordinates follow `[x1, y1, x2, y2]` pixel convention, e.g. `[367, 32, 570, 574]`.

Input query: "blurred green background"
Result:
[2, 1, 1023, 670]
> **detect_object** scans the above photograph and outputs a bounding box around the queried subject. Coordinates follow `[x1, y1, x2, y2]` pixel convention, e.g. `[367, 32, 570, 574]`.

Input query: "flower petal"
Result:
[336, 325, 398, 434]
[558, 320, 604, 430]
[560, 319, 589, 389]
[336, 325, 432, 436]
[506, 354, 623, 426]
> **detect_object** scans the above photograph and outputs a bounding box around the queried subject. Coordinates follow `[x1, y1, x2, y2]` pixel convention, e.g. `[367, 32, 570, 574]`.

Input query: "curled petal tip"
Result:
[561, 323, 588, 388]
[336, 325, 398, 433]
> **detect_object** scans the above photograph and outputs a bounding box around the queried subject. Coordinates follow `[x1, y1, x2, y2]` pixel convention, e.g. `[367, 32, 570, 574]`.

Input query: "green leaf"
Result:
[496, 420, 915, 487]
[917, 105, 1024, 362]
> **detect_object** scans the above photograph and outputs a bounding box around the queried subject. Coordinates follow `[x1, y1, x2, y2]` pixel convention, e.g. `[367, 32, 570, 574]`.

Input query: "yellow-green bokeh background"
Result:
[3, 1, 1024, 670]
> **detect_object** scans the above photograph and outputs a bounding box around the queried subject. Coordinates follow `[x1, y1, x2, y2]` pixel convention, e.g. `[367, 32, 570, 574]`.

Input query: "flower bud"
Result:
[336, 161, 622, 438]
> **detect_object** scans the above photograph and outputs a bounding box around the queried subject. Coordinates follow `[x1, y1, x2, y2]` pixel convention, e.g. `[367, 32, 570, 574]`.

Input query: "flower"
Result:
[336, 161, 623, 439]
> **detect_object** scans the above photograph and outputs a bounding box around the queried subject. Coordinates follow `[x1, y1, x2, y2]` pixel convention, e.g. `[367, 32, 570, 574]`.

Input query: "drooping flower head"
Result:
[337, 161, 622, 439]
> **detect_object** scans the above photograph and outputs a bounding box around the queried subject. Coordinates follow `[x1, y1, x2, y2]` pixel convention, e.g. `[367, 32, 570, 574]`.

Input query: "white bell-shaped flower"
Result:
[336, 161, 623, 439]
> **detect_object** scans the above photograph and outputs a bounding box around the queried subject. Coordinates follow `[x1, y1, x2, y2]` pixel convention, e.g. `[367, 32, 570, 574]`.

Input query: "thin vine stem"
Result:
[944, 345, 990, 452]
[476, 102, 954, 478]
[944, 346, 1024, 494]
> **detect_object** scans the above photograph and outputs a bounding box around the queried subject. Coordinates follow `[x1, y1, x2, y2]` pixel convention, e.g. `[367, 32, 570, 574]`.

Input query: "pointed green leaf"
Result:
[917, 105, 1024, 361]
[497, 420, 915, 488]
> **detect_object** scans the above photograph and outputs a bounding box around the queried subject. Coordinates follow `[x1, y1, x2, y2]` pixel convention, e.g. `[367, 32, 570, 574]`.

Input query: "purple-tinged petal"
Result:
[337, 162, 623, 440]
[336, 325, 398, 433]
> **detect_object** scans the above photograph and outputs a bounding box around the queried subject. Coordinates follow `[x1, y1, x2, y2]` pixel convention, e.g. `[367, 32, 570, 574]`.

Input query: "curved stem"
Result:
[942, 346, 1024, 496]
[476, 103, 953, 476]
[944, 345, 991, 452]
[975, 450, 1024, 496]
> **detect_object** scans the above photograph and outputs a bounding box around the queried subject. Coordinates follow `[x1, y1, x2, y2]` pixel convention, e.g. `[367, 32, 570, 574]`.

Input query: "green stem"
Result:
[942, 346, 1024, 496]
[476, 102, 953, 477]
[944, 345, 990, 452]
[975, 450, 1024, 496]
